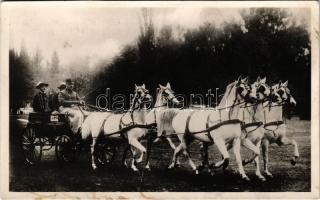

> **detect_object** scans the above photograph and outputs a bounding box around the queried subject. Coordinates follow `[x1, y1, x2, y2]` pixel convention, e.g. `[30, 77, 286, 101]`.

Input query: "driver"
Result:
[58, 78, 85, 134]
[32, 81, 51, 113]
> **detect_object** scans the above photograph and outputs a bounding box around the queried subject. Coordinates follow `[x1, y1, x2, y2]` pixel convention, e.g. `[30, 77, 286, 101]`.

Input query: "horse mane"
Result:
[129, 93, 137, 110]
[217, 81, 237, 109]
[154, 89, 163, 107]
[158, 109, 179, 133]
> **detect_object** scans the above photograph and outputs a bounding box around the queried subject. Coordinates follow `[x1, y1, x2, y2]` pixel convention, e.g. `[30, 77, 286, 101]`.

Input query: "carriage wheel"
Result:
[94, 142, 116, 168]
[55, 135, 75, 164]
[21, 126, 42, 165]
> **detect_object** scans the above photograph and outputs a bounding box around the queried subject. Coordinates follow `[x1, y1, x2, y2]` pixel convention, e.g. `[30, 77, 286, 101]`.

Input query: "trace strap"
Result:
[263, 120, 284, 137]
[241, 121, 263, 134]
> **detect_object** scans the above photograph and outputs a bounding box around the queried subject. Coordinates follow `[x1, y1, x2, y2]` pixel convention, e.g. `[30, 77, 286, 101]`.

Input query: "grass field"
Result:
[9, 116, 310, 192]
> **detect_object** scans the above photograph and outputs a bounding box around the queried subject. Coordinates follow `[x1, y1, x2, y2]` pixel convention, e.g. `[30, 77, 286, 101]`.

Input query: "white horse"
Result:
[156, 77, 252, 180]
[144, 82, 181, 169]
[237, 77, 272, 181]
[197, 77, 269, 180]
[81, 84, 152, 170]
[261, 80, 299, 177]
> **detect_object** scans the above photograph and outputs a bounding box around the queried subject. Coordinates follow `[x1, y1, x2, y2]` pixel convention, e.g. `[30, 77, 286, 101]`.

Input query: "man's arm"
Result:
[58, 92, 81, 106]
[32, 94, 40, 112]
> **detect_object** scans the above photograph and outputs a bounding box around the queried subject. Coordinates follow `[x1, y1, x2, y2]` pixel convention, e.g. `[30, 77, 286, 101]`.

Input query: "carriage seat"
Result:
[28, 112, 68, 124]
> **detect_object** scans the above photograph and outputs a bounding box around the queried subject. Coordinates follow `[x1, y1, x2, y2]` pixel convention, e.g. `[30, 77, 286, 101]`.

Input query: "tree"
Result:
[50, 51, 60, 76]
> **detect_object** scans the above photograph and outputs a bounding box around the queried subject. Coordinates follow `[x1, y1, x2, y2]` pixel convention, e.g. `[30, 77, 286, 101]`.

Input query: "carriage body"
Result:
[21, 112, 74, 165]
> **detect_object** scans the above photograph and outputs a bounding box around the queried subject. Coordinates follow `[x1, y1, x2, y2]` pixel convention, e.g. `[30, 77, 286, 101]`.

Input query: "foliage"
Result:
[90, 8, 310, 119]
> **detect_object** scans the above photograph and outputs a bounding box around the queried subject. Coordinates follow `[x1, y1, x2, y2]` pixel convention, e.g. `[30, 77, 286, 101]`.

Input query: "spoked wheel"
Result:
[55, 135, 76, 164]
[94, 141, 116, 168]
[21, 126, 42, 165]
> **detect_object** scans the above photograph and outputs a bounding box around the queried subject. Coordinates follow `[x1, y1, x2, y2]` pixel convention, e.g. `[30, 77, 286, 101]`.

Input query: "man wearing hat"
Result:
[49, 82, 66, 112]
[32, 81, 51, 113]
[58, 79, 85, 134]
[58, 79, 84, 109]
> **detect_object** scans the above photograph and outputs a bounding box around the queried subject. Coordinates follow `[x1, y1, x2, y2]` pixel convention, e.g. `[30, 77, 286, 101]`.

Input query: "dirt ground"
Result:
[9, 116, 311, 192]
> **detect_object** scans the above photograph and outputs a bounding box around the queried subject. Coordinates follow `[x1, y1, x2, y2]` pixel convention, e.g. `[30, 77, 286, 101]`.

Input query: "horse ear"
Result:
[237, 75, 242, 83]
[257, 76, 261, 82]
[283, 80, 288, 87]
[278, 80, 282, 86]
[166, 82, 171, 89]
[142, 83, 146, 89]
[261, 77, 266, 83]
[135, 84, 138, 89]
[242, 76, 248, 83]
[159, 84, 165, 89]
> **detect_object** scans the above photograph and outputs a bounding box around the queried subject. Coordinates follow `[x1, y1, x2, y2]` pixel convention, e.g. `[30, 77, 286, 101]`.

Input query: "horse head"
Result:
[251, 76, 271, 102]
[133, 84, 153, 109]
[157, 82, 180, 106]
[271, 81, 296, 106]
[234, 76, 253, 103]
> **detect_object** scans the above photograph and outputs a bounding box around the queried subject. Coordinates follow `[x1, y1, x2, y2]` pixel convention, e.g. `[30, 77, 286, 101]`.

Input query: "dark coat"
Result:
[32, 91, 50, 113]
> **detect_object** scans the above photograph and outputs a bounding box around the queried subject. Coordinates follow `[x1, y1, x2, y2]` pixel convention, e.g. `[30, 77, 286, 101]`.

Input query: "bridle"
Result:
[120, 87, 152, 127]
[151, 88, 179, 125]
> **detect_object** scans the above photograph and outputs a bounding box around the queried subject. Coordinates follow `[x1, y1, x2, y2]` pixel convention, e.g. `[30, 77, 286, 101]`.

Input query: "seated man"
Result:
[32, 81, 51, 113]
[49, 82, 66, 112]
[58, 79, 85, 134]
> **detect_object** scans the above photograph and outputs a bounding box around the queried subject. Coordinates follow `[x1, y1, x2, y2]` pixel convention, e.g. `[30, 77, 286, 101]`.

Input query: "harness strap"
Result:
[191, 119, 242, 135]
[264, 121, 284, 128]
[105, 123, 155, 137]
[264, 120, 284, 138]
[185, 111, 196, 134]
[241, 121, 263, 135]
[99, 114, 112, 136]
[120, 113, 135, 128]
[206, 113, 214, 143]
[242, 121, 263, 130]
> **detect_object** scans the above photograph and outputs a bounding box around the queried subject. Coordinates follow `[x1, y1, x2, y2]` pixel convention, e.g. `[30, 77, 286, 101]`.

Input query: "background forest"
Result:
[9, 8, 311, 119]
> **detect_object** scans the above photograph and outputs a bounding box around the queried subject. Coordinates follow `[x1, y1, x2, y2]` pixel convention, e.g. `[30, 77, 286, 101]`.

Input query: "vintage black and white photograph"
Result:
[1, 1, 319, 198]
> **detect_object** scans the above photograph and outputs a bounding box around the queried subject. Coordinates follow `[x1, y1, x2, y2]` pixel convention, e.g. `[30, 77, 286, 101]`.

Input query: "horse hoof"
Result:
[290, 157, 298, 166]
[145, 166, 151, 171]
[196, 165, 204, 172]
[241, 175, 250, 181]
[258, 176, 266, 181]
[195, 170, 199, 175]
[265, 172, 273, 178]
[132, 168, 139, 172]
[168, 165, 174, 170]
[242, 159, 249, 166]
[223, 158, 230, 169]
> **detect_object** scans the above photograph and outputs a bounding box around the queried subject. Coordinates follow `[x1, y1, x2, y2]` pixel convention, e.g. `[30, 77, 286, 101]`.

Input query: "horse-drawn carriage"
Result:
[21, 111, 117, 167]
[20, 78, 299, 181]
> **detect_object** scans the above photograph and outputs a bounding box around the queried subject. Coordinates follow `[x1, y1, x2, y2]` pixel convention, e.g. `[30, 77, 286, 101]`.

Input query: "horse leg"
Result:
[233, 138, 250, 181]
[241, 138, 260, 166]
[211, 138, 230, 169]
[130, 146, 139, 172]
[166, 136, 176, 150]
[144, 134, 153, 171]
[121, 143, 130, 168]
[197, 142, 209, 172]
[90, 137, 97, 170]
[262, 138, 273, 177]
[183, 136, 198, 174]
[277, 136, 299, 166]
[253, 141, 266, 181]
[168, 142, 184, 169]
[128, 136, 147, 164]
